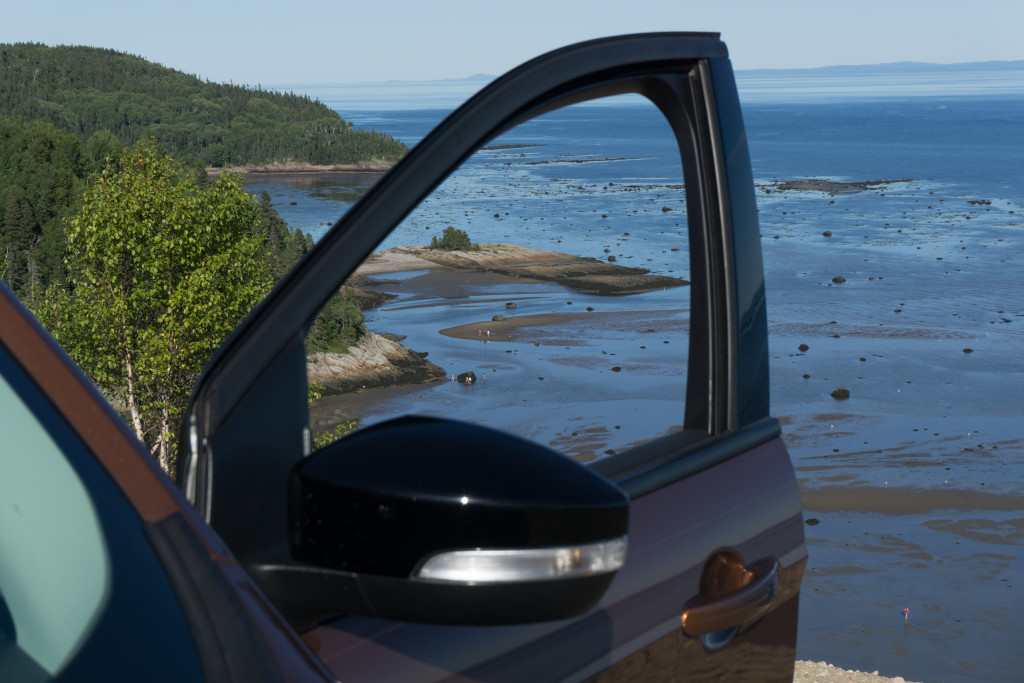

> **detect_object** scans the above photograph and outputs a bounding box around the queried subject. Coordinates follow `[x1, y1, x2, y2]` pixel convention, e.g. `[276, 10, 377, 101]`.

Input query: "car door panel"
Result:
[303, 432, 803, 683]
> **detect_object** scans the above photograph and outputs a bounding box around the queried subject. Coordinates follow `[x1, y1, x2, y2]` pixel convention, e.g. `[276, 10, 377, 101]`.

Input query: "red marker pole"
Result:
[903, 606, 909, 621]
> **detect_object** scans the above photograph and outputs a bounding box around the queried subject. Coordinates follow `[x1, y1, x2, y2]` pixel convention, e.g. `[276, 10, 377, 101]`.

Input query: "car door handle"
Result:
[680, 555, 780, 637]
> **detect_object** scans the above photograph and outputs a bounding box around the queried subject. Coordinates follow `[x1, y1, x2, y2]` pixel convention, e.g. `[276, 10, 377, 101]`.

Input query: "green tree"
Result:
[429, 225, 474, 251]
[254, 190, 313, 280]
[37, 143, 271, 474]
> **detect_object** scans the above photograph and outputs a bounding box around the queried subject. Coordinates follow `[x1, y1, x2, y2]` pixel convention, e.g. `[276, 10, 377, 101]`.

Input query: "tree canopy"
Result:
[0, 43, 407, 168]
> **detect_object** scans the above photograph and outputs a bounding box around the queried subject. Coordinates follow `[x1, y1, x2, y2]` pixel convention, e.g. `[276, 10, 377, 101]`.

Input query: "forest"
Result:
[0, 43, 407, 167]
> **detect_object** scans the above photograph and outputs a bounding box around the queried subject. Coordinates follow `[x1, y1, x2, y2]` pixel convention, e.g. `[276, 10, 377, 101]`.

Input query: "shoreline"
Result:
[208, 162, 393, 178]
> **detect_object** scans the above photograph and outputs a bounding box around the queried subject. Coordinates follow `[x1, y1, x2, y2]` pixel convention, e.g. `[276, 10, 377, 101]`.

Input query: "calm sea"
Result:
[252, 68, 1024, 682]
[264, 68, 1024, 236]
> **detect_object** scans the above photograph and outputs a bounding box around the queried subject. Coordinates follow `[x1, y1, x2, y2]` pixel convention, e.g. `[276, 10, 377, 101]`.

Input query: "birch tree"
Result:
[39, 143, 271, 474]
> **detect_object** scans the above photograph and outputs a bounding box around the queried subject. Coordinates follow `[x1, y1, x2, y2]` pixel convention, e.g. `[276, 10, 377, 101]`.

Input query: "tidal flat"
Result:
[246, 96, 1023, 681]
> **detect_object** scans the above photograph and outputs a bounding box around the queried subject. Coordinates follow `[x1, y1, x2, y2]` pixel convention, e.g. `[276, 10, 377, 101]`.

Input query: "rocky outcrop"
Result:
[307, 331, 445, 395]
[386, 244, 688, 294]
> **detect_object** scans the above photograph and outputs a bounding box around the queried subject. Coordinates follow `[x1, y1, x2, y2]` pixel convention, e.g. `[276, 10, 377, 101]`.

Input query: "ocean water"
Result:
[248, 71, 1023, 681]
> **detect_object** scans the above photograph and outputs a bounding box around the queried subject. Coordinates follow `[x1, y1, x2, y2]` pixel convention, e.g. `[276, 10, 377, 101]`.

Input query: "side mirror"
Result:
[254, 417, 628, 629]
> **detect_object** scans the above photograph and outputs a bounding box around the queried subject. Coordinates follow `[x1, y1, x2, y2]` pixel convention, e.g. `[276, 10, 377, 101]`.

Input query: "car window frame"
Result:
[179, 33, 767, 509]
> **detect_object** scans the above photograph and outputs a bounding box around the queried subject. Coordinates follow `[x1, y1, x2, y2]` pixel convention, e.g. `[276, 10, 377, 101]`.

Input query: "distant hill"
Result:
[441, 73, 496, 82]
[0, 43, 408, 168]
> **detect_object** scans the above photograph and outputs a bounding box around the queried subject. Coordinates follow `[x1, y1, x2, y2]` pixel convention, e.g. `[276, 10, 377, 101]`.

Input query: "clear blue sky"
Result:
[3, 1, 1022, 85]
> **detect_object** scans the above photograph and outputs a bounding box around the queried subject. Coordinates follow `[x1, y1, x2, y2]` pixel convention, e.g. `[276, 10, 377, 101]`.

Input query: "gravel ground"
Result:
[795, 661, 921, 683]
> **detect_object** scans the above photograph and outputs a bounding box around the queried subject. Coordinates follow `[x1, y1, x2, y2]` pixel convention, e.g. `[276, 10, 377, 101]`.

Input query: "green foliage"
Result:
[85, 129, 123, 170]
[0, 43, 408, 168]
[36, 143, 272, 474]
[429, 225, 474, 251]
[306, 381, 357, 449]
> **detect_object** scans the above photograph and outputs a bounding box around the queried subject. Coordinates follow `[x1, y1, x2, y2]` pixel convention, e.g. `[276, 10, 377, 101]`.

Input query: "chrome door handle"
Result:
[680, 554, 780, 637]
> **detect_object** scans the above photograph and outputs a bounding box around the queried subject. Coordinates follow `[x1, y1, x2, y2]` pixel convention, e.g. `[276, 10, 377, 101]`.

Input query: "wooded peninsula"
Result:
[0, 43, 408, 168]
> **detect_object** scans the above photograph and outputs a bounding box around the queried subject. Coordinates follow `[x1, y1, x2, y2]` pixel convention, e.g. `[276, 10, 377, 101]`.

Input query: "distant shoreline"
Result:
[207, 162, 393, 178]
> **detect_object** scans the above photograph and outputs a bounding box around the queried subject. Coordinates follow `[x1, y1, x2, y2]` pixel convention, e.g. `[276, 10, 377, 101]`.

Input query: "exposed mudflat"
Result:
[763, 179, 914, 196]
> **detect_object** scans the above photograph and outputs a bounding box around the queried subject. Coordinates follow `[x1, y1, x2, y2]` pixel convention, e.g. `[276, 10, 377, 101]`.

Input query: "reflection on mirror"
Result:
[304, 97, 692, 463]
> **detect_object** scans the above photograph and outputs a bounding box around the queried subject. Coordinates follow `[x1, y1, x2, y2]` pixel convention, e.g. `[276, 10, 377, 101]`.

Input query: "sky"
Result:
[3, 0, 1023, 86]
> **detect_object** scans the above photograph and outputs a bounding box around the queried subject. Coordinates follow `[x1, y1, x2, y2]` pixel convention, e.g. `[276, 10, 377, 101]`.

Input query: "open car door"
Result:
[179, 33, 806, 682]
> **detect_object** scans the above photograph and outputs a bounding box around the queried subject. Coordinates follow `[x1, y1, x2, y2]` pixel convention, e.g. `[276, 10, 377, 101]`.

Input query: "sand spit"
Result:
[439, 313, 586, 343]
[355, 249, 439, 276]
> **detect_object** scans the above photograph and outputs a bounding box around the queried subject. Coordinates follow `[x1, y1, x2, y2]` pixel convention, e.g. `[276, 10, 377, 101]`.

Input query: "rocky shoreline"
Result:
[306, 330, 444, 397]
[794, 661, 919, 683]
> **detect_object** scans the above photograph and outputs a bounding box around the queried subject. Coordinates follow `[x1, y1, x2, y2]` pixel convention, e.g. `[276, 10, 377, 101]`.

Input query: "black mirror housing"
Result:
[283, 416, 629, 625]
